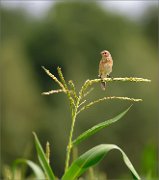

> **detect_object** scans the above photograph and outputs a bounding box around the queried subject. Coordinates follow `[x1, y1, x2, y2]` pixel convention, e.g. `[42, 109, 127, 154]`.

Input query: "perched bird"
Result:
[98, 50, 113, 90]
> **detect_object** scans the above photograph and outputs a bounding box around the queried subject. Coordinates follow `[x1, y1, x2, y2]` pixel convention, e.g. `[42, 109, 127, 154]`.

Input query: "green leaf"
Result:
[62, 144, 141, 180]
[33, 132, 56, 180]
[73, 105, 132, 146]
[12, 159, 45, 179]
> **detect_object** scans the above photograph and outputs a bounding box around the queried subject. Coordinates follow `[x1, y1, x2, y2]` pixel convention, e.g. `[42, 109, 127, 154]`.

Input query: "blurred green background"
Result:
[1, 1, 158, 179]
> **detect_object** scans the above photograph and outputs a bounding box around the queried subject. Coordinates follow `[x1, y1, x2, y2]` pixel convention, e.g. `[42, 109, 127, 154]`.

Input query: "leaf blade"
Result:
[62, 144, 140, 180]
[73, 105, 132, 146]
[12, 159, 45, 179]
[33, 132, 55, 180]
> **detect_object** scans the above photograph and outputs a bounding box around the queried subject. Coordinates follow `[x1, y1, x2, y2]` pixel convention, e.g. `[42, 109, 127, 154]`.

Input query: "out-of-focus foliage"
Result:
[1, 1, 158, 179]
[141, 143, 158, 179]
[140, 6, 158, 49]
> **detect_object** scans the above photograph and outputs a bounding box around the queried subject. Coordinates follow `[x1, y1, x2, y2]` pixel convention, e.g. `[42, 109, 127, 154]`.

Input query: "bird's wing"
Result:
[99, 60, 105, 75]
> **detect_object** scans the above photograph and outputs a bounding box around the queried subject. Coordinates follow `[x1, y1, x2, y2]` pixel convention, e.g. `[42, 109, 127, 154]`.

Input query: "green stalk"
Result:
[64, 112, 77, 172]
[64, 97, 81, 172]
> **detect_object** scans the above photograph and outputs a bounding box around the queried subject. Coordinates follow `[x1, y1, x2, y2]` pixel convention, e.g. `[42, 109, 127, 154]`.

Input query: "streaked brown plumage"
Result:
[98, 50, 113, 90]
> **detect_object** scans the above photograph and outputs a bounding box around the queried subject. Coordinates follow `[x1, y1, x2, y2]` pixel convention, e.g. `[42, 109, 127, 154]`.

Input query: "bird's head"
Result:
[100, 50, 111, 58]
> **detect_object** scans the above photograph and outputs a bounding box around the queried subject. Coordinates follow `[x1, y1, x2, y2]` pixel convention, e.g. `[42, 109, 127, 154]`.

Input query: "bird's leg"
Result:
[107, 74, 113, 80]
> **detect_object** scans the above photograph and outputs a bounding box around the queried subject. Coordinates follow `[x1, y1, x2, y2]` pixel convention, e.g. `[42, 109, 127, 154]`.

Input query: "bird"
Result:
[98, 50, 113, 90]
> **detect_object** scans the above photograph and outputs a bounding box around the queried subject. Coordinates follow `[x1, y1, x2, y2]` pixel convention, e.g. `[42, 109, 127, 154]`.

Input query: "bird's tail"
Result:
[98, 74, 106, 90]
[100, 81, 106, 90]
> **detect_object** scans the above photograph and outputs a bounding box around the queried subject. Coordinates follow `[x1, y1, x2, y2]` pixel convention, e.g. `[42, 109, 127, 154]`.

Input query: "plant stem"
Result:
[65, 112, 76, 172]
[64, 98, 79, 172]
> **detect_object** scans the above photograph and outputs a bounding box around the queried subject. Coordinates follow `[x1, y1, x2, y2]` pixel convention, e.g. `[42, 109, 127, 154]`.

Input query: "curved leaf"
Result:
[12, 159, 45, 179]
[62, 144, 140, 180]
[33, 132, 55, 180]
[73, 105, 132, 146]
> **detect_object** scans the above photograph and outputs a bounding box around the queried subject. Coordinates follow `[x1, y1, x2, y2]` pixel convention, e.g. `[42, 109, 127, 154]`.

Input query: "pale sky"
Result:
[1, 0, 158, 20]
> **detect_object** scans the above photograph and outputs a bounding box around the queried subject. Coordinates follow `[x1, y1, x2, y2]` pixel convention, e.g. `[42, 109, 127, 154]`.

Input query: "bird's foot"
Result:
[98, 74, 101, 78]
[107, 75, 113, 80]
